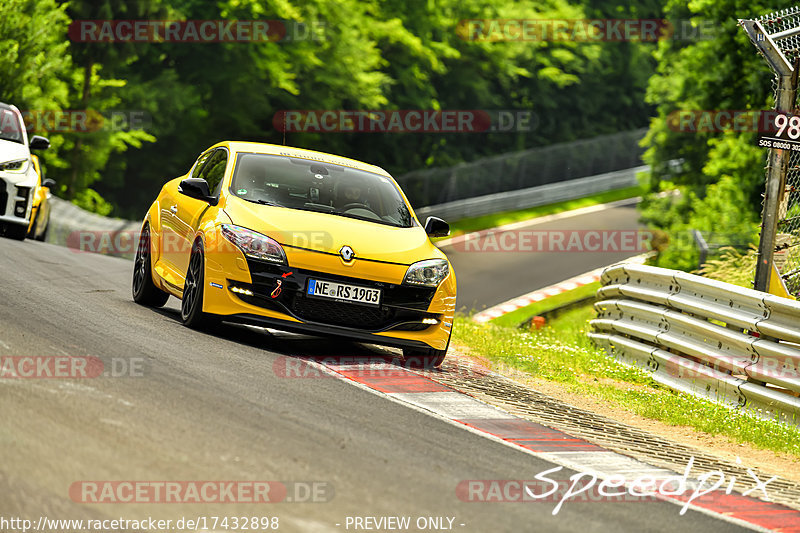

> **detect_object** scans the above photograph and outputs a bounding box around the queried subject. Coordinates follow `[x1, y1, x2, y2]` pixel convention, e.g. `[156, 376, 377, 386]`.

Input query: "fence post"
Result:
[756, 72, 797, 291]
[740, 13, 800, 292]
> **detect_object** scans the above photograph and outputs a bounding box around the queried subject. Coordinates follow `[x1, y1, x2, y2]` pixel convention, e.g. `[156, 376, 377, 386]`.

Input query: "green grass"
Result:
[491, 281, 600, 328]
[451, 312, 800, 456]
[436, 185, 643, 240]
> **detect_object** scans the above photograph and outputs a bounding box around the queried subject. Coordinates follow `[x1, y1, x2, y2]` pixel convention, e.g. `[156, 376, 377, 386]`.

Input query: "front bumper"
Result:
[201, 241, 456, 351]
[0, 175, 34, 226]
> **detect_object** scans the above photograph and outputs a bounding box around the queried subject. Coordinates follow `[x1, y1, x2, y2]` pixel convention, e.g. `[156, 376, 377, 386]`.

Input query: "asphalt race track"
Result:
[0, 236, 758, 532]
[441, 199, 644, 311]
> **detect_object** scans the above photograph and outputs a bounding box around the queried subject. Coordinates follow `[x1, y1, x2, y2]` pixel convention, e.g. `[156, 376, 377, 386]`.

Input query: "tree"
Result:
[0, 0, 72, 185]
[639, 0, 791, 269]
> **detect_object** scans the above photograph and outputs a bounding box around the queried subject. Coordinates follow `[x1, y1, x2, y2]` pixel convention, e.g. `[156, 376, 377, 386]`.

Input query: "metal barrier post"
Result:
[741, 11, 800, 292]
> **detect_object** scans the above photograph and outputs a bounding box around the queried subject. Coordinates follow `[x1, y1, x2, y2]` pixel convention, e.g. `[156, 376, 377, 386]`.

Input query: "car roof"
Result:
[220, 141, 392, 178]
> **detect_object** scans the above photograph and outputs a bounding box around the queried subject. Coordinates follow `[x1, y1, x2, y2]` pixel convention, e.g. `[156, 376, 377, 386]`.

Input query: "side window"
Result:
[199, 150, 228, 197]
[190, 151, 213, 180]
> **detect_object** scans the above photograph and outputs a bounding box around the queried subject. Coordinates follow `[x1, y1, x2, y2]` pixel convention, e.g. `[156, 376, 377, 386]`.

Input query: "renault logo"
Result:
[339, 245, 355, 261]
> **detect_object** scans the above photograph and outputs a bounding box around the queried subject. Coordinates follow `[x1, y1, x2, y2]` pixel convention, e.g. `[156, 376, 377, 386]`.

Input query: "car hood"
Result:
[0, 139, 29, 163]
[223, 196, 442, 265]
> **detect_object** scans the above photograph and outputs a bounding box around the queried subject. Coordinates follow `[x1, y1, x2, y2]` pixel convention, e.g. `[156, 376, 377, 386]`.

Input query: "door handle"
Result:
[170, 205, 178, 214]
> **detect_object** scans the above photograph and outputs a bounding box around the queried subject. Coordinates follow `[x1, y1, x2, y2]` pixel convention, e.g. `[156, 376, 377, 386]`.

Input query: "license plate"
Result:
[306, 279, 381, 306]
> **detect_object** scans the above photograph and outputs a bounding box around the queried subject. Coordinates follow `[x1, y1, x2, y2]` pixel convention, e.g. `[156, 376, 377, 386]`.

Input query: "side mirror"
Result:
[29, 135, 50, 150]
[178, 178, 218, 205]
[42, 178, 56, 189]
[424, 216, 450, 238]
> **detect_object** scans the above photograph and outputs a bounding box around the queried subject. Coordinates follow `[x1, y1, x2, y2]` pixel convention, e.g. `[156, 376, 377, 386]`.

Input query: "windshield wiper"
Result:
[254, 199, 280, 206]
[328, 210, 406, 228]
[301, 203, 336, 213]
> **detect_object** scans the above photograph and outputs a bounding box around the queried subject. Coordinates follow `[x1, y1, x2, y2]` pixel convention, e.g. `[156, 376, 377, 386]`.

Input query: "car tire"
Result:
[34, 216, 50, 242]
[132, 224, 170, 307]
[2, 223, 27, 241]
[181, 239, 219, 329]
[35, 213, 49, 242]
[403, 335, 450, 369]
[27, 212, 38, 239]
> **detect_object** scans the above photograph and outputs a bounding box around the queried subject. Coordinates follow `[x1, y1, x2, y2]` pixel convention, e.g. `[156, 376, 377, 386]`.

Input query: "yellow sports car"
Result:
[133, 142, 456, 367]
[27, 154, 55, 241]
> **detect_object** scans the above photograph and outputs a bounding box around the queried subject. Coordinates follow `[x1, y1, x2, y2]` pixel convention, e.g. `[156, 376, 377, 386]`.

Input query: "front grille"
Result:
[232, 258, 441, 331]
[0, 179, 6, 216]
[391, 322, 432, 331]
[245, 258, 437, 308]
[291, 297, 391, 329]
[14, 186, 30, 218]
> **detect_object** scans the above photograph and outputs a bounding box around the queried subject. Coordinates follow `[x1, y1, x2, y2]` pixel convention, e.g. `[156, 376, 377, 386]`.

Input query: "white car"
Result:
[0, 102, 50, 240]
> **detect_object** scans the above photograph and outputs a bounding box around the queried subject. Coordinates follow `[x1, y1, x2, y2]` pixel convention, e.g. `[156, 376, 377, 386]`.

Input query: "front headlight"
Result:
[0, 158, 29, 173]
[221, 224, 287, 264]
[403, 259, 449, 287]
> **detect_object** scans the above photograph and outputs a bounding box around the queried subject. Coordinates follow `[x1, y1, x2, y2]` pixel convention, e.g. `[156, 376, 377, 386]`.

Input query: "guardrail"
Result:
[396, 128, 647, 208]
[589, 263, 800, 426]
[415, 165, 646, 222]
[47, 196, 140, 258]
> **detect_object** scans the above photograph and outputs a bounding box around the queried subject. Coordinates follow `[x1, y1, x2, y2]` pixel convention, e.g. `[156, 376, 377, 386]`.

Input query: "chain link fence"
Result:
[742, 8, 800, 296]
[777, 150, 800, 295]
[394, 129, 646, 208]
[763, 9, 800, 296]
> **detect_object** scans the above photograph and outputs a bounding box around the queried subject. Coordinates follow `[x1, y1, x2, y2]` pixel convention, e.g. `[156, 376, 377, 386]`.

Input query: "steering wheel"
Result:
[341, 203, 374, 212]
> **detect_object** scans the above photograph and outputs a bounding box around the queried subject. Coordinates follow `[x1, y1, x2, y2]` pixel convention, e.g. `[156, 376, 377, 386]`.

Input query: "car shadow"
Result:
[146, 302, 402, 366]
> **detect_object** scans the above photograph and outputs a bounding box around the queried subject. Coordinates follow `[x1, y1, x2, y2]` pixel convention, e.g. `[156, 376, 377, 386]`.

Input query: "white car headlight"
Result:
[221, 224, 287, 264]
[403, 259, 449, 287]
[0, 158, 29, 173]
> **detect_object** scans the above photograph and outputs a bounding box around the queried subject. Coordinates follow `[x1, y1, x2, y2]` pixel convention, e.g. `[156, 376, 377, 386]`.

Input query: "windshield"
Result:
[0, 106, 24, 144]
[230, 152, 414, 228]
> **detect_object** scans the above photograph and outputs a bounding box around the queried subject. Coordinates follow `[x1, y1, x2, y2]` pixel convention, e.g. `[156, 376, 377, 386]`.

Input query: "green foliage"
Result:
[2, 0, 662, 216]
[453, 314, 800, 455]
[697, 246, 757, 288]
[0, 0, 72, 198]
[71, 188, 114, 216]
[0, 0, 72, 111]
[643, 175, 759, 271]
[640, 0, 796, 270]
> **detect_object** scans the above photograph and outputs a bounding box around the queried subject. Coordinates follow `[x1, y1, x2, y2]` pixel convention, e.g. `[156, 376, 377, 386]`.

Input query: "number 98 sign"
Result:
[775, 113, 800, 139]
[757, 111, 800, 150]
